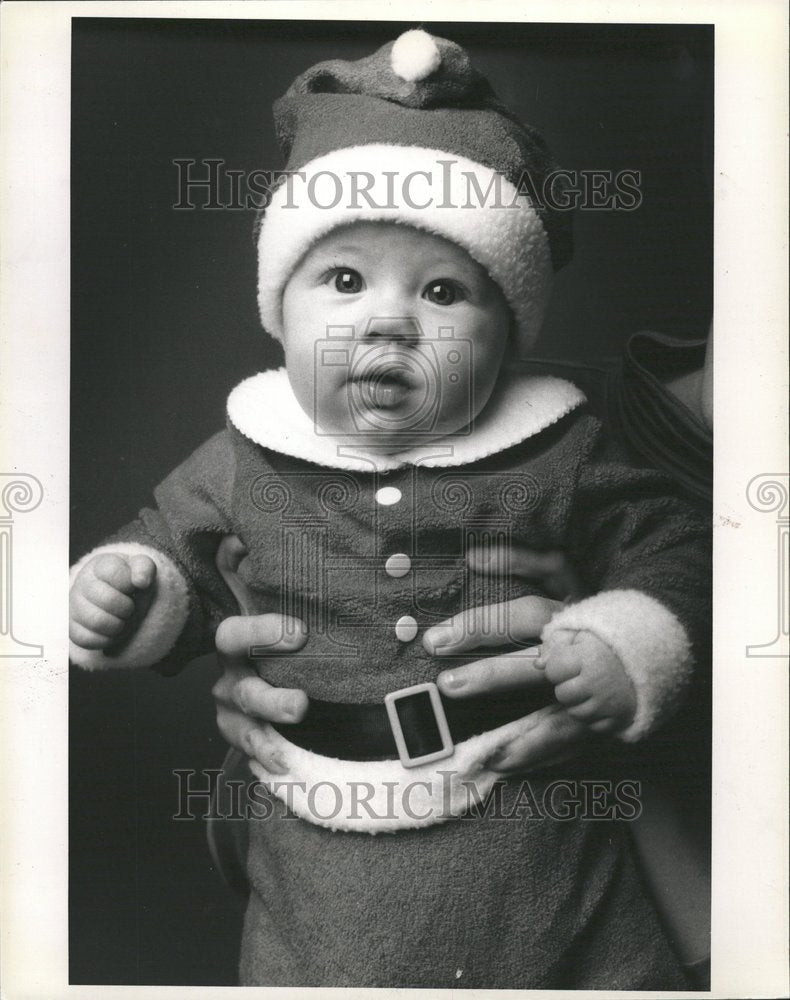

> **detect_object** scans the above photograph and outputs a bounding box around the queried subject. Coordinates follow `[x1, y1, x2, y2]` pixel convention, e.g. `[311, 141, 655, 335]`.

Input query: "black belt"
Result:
[272, 681, 554, 767]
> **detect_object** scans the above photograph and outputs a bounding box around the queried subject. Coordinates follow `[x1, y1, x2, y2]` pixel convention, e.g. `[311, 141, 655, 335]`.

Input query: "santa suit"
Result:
[70, 368, 708, 989]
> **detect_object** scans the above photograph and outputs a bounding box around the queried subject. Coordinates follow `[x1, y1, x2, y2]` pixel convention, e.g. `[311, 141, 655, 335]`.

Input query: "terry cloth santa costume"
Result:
[70, 30, 709, 989]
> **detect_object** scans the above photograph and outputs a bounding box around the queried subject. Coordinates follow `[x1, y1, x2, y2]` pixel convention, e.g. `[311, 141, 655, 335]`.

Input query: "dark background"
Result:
[70, 18, 713, 985]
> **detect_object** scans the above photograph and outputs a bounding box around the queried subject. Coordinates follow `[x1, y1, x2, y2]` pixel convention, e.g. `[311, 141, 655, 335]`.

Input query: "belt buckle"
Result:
[384, 681, 454, 769]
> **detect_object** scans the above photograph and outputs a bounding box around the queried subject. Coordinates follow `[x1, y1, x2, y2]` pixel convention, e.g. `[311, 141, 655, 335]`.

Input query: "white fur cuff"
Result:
[69, 542, 191, 670]
[542, 590, 693, 742]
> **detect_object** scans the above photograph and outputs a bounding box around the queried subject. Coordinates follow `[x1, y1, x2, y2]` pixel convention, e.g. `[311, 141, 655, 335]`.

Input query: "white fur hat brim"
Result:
[256, 145, 553, 357]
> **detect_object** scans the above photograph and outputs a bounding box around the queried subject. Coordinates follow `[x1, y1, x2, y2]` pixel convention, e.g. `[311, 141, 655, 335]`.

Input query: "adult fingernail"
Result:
[283, 627, 307, 649]
[246, 731, 269, 760]
[282, 695, 302, 719]
[424, 635, 442, 654]
[246, 735, 287, 774]
[262, 751, 287, 775]
[441, 672, 466, 690]
[487, 749, 509, 770]
[427, 625, 456, 652]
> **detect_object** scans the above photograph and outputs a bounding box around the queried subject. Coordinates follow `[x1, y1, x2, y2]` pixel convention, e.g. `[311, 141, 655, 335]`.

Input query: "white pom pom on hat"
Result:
[391, 29, 442, 82]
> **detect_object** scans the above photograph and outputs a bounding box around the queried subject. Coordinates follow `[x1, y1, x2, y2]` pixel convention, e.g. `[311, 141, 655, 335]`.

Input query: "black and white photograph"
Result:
[1, 2, 787, 997]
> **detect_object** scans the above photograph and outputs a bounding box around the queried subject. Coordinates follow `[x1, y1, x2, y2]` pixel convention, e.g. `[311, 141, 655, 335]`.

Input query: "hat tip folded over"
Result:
[391, 29, 442, 83]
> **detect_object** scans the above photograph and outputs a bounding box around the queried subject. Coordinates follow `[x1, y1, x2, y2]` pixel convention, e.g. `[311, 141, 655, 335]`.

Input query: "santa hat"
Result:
[256, 29, 572, 356]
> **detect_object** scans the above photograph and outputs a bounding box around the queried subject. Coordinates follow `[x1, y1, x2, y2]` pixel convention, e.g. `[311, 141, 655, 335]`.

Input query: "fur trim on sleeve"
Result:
[69, 542, 191, 670]
[541, 589, 693, 742]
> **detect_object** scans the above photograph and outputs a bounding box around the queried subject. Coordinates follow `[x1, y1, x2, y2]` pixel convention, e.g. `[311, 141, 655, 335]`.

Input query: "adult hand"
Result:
[465, 543, 585, 602]
[212, 614, 308, 776]
[423, 543, 591, 773]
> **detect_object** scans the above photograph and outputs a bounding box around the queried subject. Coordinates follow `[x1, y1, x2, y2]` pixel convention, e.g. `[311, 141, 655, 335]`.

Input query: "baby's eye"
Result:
[332, 269, 364, 294]
[423, 280, 464, 306]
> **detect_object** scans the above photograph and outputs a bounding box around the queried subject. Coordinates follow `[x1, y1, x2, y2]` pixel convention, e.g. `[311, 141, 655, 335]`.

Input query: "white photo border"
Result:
[1, 1, 787, 997]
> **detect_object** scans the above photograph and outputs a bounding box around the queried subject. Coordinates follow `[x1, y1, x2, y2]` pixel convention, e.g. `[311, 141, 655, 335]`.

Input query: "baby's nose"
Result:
[363, 316, 423, 345]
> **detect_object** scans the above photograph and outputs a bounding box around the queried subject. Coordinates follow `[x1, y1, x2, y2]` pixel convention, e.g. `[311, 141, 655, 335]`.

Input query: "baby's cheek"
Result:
[432, 378, 474, 433]
[285, 364, 319, 421]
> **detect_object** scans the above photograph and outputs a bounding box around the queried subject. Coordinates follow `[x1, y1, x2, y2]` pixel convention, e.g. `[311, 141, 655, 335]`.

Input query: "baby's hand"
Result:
[69, 553, 157, 651]
[536, 629, 636, 735]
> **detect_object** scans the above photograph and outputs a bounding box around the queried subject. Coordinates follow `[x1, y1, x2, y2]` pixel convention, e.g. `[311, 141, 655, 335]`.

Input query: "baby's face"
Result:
[280, 222, 512, 452]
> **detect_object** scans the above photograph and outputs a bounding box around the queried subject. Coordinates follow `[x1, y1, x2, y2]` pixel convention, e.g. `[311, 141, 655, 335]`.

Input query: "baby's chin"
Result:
[314, 413, 477, 455]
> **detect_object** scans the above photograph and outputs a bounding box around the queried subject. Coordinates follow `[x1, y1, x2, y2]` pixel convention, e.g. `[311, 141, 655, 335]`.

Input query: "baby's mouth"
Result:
[350, 361, 417, 408]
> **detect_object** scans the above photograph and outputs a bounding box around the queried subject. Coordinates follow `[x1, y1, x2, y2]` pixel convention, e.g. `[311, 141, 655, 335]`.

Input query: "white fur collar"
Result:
[226, 368, 585, 471]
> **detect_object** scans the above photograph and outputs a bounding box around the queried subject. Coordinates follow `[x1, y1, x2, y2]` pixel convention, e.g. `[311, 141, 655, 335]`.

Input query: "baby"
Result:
[69, 30, 709, 989]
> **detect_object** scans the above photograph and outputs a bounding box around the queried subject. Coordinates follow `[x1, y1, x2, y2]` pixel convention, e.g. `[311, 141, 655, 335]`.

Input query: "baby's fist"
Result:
[537, 629, 636, 735]
[69, 552, 157, 651]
